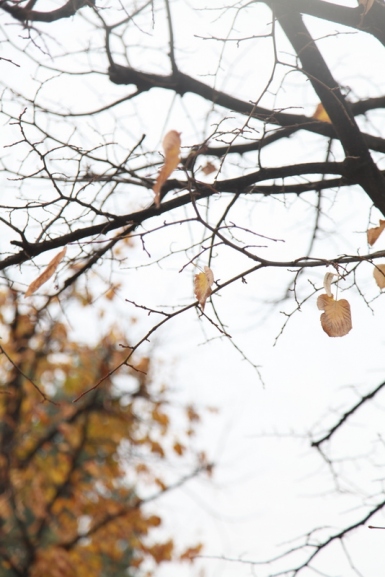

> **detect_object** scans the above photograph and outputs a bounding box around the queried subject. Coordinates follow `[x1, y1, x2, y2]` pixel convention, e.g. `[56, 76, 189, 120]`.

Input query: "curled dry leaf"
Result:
[373, 264, 385, 289]
[359, 0, 375, 15]
[312, 103, 331, 123]
[25, 247, 67, 298]
[194, 266, 214, 311]
[153, 130, 181, 207]
[323, 272, 337, 298]
[367, 219, 385, 246]
[201, 161, 216, 176]
[317, 294, 352, 337]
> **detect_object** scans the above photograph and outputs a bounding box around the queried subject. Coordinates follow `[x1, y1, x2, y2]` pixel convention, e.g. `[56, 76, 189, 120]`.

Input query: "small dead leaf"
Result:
[317, 294, 352, 337]
[153, 130, 181, 207]
[373, 264, 385, 289]
[367, 219, 385, 246]
[150, 540, 174, 563]
[105, 283, 121, 300]
[201, 161, 216, 176]
[312, 103, 331, 123]
[173, 442, 185, 456]
[180, 544, 203, 562]
[25, 247, 67, 298]
[323, 272, 337, 298]
[194, 266, 214, 311]
[359, 0, 375, 15]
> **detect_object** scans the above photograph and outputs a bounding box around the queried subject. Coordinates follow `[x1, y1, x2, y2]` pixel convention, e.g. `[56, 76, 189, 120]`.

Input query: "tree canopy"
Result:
[0, 286, 206, 576]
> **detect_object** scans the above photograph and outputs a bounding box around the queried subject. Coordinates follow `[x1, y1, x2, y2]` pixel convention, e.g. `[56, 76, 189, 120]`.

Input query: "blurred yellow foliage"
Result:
[0, 289, 206, 576]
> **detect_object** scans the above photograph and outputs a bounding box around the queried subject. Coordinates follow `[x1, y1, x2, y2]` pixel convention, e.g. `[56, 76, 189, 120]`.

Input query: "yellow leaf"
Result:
[147, 515, 162, 527]
[151, 407, 169, 429]
[194, 266, 214, 311]
[367, 219, 385, 246]
[105, 283, 121, 300]
[25, 247, 67, 297]
[153, 130, 181, 207]
[150, 540, 174, 563]
[373, 264, 385, 289]
[180, 543, 203, 562]
[31, 547, 75, 577]
[317, 294, 352, 337]
[359, 0, 375, 15]
[312, 103, 331, 123]
[173, 441, 185, 456]
[150, 440, 165, 457]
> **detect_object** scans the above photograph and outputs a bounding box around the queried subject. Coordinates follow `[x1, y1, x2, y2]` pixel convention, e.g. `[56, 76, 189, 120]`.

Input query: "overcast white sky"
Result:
[1, 1, 385, 576]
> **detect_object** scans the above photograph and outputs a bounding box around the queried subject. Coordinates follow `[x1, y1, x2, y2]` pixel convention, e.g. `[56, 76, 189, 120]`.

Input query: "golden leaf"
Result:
[105, 283, 121, 300]
[312, 103, 331, 123]
[317, 294, 352, 337]
[359, 0, 375, 15]
[147, 514, 162, 527]
[367, 219, 385, 246]
[180, 543, 203, 562]
[373, 264, 385, 289]
[173, 441, 185, 456]
[151, 407, 169, 429]
[31, 547, 74, 577]
[194, 266, 214, 311]
[150, 540, 174, 563]
[323, 272, 337, 298]
[25, 247, 67, 297]
[150, 440, 165, 456]
[153, 130, 181, 207]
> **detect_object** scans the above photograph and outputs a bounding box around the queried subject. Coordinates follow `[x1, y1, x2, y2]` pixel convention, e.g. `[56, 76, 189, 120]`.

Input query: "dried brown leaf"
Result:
[317, 293, 352, 337]
[201, 161, 216, 176]
[367, 219, 385, 246]
[180, 543, 203, 562]
[25, 247, 67, 298]
[373, 264, 385, 289]
[173, 441, 185, 456]
[153, 130, 181, 207]
[194, 266, 214, 311]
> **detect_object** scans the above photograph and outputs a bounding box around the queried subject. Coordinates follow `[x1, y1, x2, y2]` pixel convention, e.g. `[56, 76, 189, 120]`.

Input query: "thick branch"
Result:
[311, 380, 385, 448]
[0, 0, 92, 22]
[263, 0, 385, 47]
[272, 2, 385, 215]
[108, 65, 385, 154]
[2, 161, 347, 271]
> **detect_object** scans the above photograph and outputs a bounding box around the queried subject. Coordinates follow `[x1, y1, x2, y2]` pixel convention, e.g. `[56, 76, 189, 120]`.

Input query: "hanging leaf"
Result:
[153, 130, 181, 207]
[373, 264, 385, 289]
[367, 219, 385, 246]
[201, 161, 216, 176]
[317, 294, 352, 337]
[194, 266, 214, 311]
[312, 103, 331, 123]
[323, 272, 337, 297]
[25, 247, 67, 298]
[359, 0, 375, 15]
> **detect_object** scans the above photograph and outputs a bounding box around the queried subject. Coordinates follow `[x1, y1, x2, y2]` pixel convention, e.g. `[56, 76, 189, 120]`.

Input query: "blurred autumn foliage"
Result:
[0, 289, 205, 577]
